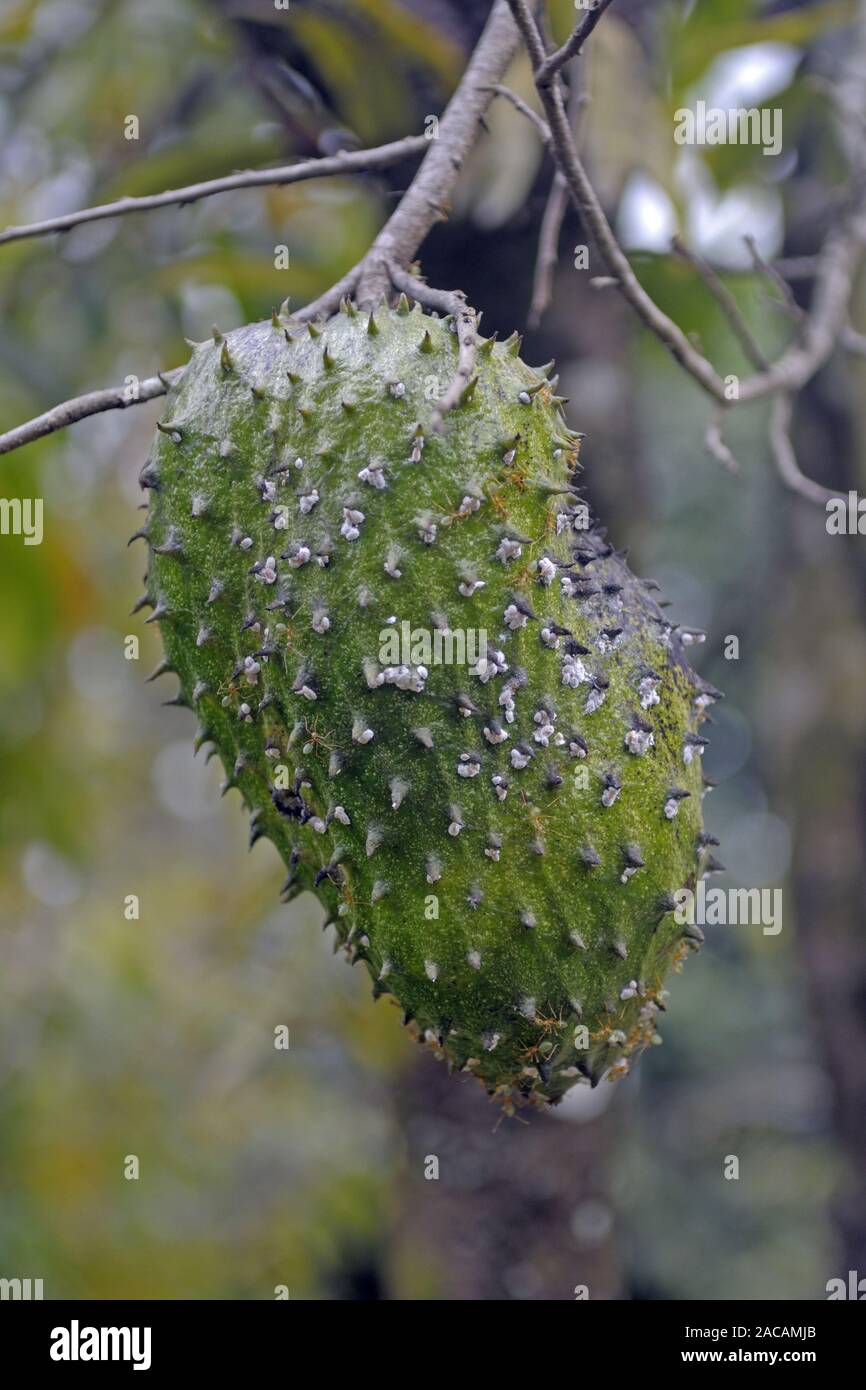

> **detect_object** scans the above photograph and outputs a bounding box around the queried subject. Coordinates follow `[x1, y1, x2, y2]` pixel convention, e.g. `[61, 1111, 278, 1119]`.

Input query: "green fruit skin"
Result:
[140, 303, 713, 1106]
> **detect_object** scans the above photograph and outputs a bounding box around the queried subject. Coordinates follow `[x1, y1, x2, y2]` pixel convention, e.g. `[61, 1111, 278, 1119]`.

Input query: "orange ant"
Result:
[534, 1008, 566, 1035]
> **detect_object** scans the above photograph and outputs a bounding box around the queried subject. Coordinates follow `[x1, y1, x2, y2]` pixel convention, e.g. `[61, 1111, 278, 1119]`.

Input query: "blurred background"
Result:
[1, 0, 865, 1300]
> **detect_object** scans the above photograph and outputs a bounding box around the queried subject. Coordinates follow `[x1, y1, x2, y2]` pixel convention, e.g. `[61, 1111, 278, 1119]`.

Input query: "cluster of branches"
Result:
[2, 0, 865, 503]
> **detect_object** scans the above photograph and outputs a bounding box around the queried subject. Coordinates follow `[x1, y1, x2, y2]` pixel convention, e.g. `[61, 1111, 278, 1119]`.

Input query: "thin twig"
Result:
[736, 217, 866, 402]
[436, 303, 478, 425]
[0, 369, 183, 456]
[704, 412, 740, 474]
[0, 136, 428, 247]
[506, 0, 727, 401]
[772, 256, 819, 281]
[743, 234, 806, 323]
[527, 74, 588, 330]
[535, 0, 618, 89]
[387, 263, 477, 426]
[482, 84, 551, 142]
[356, 0, 520, 304]
[0, 6, 519, 457]
[842, 324, 866, 354]
[768, 394, 839, 504]
[507, 0, 866, 421]
[291, 263, 363, 323]
[528, 173, 568, 327]
[672, 234, 769, 369]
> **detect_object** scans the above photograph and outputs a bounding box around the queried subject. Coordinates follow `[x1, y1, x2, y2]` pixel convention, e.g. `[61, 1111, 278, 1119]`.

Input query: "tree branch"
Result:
[506, 0, 727, 401]
[0, 136, 428, 248]
[704, 412, 740, 474]
[672, 234, 769, 371]
[743, 234, 806, 323]
[0, 4, 519, 457]
[529, 172, 568, 328]
[506, 0, 864, 502]
[509, 0, 866, 410]
[355, 0, 520, 304]
[0, 369, 183, 456]
[387, 263, 477, 427]
[535, 0, 618, 89]
[2, 0, 861, 505]
[736, 217, 866, 402]
[768, 394, 837, 505]
[482, 84, 551, 142]
[528, 67, 588, 329]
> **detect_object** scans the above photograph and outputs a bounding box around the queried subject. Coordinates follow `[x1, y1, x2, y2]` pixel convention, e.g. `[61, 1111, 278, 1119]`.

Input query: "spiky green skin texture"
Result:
[140, 303, 715, 1106]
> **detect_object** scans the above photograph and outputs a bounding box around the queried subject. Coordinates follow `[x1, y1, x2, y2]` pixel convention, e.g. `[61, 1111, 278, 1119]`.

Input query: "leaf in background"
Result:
[690, 81, 822, 192]
[0, 0, 36, 44]
[101, 133, 284, 202]
[455, 49, 545, 229]
[583, 15, 678, 205]
[275, 1, 461, 145]
[666, 0, 855, 102]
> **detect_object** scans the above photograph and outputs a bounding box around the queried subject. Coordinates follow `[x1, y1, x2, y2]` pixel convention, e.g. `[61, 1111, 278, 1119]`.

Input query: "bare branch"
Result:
[737, 217, 866, 402]
[435, 303, 477, 425]
[291, 263, 363, 324]
[842, 323, 866, 354]
[0, 369, 183, 457]
[5, 0, 863, 494]
[768, 394, 840, 505]
[527, 69, 589, 330]
[356, 0, 520, 304]
[506, 0, 866, 476]
[482, 84, 551, 142]
[535, 0, 618, 89]
[743, 234, 805, 323]
[505, 0, 728, 401]
[773, 256, 819, 282]
[0, 6, 519, 459]
[0, 136, 428, 248]
[0, 269, 372, 454]
[528, 173, 568, 327]
[387, 263, 477, 427]
[704, 412, 740, 474]
[672, 235, 769, 370]
[0, 262, 365, 454]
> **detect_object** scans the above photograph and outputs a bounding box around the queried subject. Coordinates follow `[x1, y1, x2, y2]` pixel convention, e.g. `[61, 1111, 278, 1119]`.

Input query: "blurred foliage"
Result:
[0, 0, 861, 1298]
[665, 0, 856, 91]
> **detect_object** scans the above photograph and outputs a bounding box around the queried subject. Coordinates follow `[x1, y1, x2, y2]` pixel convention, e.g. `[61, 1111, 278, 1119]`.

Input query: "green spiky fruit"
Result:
[138, 302, 718, 1107]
